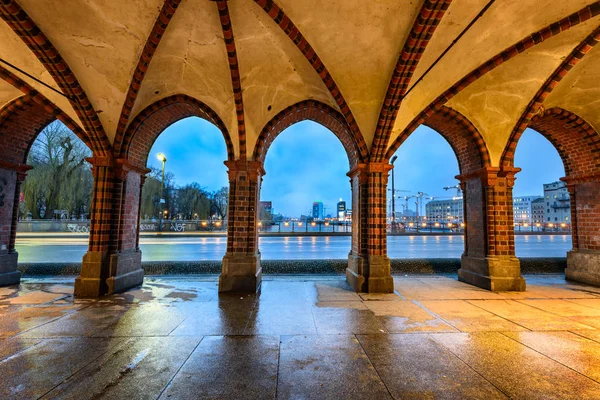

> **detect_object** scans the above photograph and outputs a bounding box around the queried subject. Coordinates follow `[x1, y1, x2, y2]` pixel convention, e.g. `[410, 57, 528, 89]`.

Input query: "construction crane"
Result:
[443, 185, 462, 197]
[416, 192, 434, 223]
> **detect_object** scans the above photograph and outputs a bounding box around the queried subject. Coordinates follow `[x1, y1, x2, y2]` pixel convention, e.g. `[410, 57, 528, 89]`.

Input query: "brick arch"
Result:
[385, 106, 490, 174]
[252, 100, 366, 168]
[0, 95, 80, 165]
[501, 107, 600, 177]
[118, 94, 235, 167]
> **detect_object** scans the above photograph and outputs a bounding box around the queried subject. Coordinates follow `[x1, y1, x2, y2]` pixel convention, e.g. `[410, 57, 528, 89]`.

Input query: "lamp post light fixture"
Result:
[157, 153, 167, 232]
[389, 155, 398, 234]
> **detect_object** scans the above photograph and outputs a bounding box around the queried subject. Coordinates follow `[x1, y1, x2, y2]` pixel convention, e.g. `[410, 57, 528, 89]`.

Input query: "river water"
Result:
[15, 234, 572, 263]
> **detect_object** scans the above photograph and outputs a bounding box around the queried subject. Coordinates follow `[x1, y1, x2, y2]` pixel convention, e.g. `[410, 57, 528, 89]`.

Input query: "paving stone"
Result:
[365, 300, 458, 333]
[159, 336, 279, 399]
[0, 337, 124, 399]
[431, 332, 600, 399]
[43, 336, 201, 399]
[358, 333, 507, 399]
[467, 300, 596, 331]
[277, 335, 392, 399]
[503, 331, 600, 382]
[419, 300, 527, 332]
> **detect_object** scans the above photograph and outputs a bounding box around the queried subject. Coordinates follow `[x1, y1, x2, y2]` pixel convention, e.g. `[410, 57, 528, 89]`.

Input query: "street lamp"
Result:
[389, 155, 398, 234]
[157, 153, 167, 232]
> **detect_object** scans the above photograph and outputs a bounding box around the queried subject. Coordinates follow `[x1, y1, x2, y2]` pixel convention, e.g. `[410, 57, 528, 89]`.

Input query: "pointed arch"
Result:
[386, 106, 490, 174]
[119, 94, 235, 167]
[253, 100, 366, 168]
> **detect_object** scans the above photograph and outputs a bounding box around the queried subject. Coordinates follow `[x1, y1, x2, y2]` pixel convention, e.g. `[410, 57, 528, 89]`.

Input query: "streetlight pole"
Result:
[390, 155, 398, 234]
[157, 153, 167, 232]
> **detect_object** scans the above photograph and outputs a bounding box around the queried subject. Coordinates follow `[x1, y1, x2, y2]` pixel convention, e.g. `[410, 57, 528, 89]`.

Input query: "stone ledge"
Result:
[16, 258, 567, 276]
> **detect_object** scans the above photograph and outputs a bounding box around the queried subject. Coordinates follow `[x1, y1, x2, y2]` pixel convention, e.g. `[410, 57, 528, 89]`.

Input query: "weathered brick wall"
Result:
[225, 160, 262, 255]
[0, 168, 17, 254]
[568, 180, 600, 251]
[0, 97, 55, 165]
[459, 167, 519, 259]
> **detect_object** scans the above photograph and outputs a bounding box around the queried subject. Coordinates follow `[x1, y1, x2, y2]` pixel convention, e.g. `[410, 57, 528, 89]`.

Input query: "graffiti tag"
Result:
[169, 222, 185, 232]
[67, 224, 90, 233]
[139, 224, 157, 231]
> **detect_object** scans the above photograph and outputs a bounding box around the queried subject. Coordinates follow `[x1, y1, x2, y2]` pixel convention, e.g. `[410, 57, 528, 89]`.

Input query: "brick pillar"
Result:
[457, 167, 526, 291]
[219, 160, 264, 292]
[0, 161, 30, 286]
[74, 157, 149, 297]
[346, 163, 394, 293]
[564, 173, 600, 286]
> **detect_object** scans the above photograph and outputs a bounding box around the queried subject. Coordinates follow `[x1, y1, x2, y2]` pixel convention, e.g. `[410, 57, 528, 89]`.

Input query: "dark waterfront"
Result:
[15, 234, 572, 263]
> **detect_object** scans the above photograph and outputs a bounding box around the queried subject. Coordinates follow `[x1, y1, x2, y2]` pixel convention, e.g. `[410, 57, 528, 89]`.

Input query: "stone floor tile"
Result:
[256, 281, 313, 304]
[0, 337, 42, 362]
[431, 332, 600, 399]
[503, 331, 600, 383]
[357, 333, 507, 399]
[518, 299, 600, 329]
[0, 305, 79, 338]
[365, 300, 458, 333]
[419, 300, 527, 332]
[277, 335, 392, 399]
[0, 337, 124, 399]
[314, 281, 362, 302]
[312, 306, 388, 334]
[0, 290, 69, 305]
[314, 300, 368, 309]
[359, 293, 404, 301]
[159, 336, 279, 400]
[467, 300, 597, 331]
[565, 298, 600, 311]
[169, 302, 253, 336]
[43, 336, 202, 399]
[245, 303, 317, 335]
[21, 303, 186, 338]
[571, 330, 600, 344]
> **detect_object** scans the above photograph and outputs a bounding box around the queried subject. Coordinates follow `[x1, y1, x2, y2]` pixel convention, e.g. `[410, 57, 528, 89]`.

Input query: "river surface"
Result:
[15, 235, 572, 263]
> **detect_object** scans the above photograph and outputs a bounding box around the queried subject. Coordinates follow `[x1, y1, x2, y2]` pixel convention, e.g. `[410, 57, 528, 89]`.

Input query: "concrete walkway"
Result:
[1, 275, 600, 399]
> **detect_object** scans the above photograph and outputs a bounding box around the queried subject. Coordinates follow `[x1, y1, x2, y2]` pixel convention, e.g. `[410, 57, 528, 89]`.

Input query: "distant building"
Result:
[337, 198, 347, 220]
[513, 195, 542, 225]
[544, 181, 570, 223]
[259, 201, 273, 221]
[531, 198, 545, 225]
[426, 198, 464, 224]
[312, 201, 324, 220]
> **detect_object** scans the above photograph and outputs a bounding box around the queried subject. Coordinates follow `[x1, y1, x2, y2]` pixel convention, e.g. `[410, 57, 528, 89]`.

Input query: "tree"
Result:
[211, 186, 229, 219]
[175, 183, 211, 220]
[22, 121, 93, 219]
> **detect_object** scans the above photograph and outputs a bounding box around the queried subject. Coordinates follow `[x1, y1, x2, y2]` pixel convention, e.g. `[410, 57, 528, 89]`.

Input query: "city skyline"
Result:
[146, 118, 565, 217]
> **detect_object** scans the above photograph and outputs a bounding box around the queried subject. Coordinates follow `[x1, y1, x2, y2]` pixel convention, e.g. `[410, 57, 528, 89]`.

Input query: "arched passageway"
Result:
[504, 108, 600, 286]
[259, 120, 352, 259]
[0, 96, 94, 286]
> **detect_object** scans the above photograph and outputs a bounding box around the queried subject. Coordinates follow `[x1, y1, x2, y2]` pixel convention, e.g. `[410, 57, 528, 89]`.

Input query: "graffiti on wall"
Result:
[139, 224, 157, 231]
[67, 224, 90, 233]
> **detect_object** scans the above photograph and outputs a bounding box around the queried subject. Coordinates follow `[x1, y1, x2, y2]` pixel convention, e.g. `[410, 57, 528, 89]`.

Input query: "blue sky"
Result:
[146, 118, 565, 216]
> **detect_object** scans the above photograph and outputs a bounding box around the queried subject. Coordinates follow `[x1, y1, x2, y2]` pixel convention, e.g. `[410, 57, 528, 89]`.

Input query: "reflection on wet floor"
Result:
[1, 274, 600, 399]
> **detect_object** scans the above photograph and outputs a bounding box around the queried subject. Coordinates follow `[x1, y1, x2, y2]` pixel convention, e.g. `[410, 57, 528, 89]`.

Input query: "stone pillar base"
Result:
[75, 251, 107, 297]
[346, 253, 394, 293]
[459, 255, 526, 292]
[346, 253, 366, 292]
[0, 252, 20, 286]
[219, 252, 262, 293]
[566, 250, 600, 286]
[106, 250, 144, 295]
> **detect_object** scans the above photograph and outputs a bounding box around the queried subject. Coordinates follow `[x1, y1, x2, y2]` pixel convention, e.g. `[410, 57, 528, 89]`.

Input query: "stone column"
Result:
[219, 160, 264, 292]
[346, 162, 394, 293]
[564, 173, 600, 286]
[457, 167, 526, 291]
[0, 161, 30, 286]
[74, 157, 149, 297]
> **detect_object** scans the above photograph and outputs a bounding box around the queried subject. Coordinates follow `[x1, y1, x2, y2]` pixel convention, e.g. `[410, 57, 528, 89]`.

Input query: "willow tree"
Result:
[22, 121, 93, 219]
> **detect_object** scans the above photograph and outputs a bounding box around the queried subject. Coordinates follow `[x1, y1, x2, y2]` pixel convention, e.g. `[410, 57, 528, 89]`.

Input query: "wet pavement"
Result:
[15, 234, 573, 262]
[1, 275, 600, 399]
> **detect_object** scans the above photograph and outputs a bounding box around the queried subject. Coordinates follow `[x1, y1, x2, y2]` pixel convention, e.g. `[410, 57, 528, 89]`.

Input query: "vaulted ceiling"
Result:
[1, 0, 599, 164]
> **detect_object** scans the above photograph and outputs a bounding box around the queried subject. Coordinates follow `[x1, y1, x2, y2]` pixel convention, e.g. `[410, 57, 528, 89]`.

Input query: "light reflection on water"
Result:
[15, 234, 573, 262]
